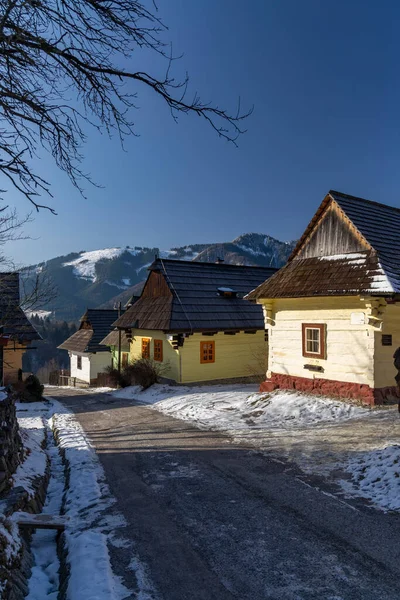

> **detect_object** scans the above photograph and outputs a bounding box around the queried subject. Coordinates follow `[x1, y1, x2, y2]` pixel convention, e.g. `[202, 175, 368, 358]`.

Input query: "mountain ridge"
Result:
[26, 233, 295, 321]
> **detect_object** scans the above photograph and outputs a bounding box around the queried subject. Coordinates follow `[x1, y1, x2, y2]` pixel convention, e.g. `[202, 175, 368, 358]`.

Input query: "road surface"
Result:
[47, 387, 400, 600]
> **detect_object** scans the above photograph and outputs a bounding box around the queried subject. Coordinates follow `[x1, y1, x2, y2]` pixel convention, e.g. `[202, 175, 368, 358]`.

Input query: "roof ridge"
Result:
[154, 258, 277, 270]
[86, 308, 120, 311]
[330, 190, 400, 214]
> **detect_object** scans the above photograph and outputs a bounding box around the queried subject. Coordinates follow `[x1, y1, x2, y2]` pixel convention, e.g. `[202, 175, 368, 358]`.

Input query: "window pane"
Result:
[306, 328, 320, 353]
[201, 341, 214, 363]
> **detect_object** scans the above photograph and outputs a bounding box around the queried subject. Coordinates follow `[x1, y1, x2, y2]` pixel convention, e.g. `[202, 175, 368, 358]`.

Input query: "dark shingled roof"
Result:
[114, 259, 277, 332]
[331, 191, 400, 293]
[59, 309, 121, 353]
[248, 190, 400, 300]
[0, 273, 40, 342]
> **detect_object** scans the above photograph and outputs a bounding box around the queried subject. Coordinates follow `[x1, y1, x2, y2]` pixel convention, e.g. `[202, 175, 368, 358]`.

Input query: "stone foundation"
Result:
[0, 392, 23, 495]
[259, 373, 397, 406]
[0, 390, 50, 600]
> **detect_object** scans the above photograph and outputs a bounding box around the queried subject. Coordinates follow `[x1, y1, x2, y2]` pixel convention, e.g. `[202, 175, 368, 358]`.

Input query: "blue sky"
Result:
[6, 0, 400, 265]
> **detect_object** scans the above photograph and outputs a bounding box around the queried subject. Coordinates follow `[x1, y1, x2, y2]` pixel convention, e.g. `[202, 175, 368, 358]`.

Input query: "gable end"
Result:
[291, 194, 371, 260]
[141, 270, 173, 299]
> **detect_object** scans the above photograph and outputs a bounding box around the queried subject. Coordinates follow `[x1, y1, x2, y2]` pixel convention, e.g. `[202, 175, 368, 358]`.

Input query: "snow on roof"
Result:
[319, 252, 367, 264]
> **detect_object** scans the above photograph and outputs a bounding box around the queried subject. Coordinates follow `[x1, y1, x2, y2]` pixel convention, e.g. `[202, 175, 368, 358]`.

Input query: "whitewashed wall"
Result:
[70, 351, 111, 383]
[89, 352, 112, 381]
[374, 304, 400, 388]
[263, 296, 375, 386]
[70, 352, 91, 383]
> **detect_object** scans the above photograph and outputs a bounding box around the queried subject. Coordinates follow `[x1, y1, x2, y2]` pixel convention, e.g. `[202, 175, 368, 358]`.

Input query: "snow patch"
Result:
[235, 243, 268, 258]
[63, 248, 139, 282]
[159, 250, 198, 261]
[345, 444, 400, 511]
[112, 385, 367, 431]
[13, 411, 48, 497]
[25, 427, 64, 600]
[25, 310, 53, 319]
[105, 280, 128, 290]
[368, 262, 395, 293]
[128, 555, 158, 600]
[0, 517, 21, 565]
[318, 253, 367, 263]
[136, 263, 151, 274]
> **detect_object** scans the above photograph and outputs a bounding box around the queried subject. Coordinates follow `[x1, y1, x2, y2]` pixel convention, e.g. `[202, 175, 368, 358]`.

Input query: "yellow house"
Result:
[111, 258, 277, 384]
[0, 272, 41, 384]
[247, 190, 400, 406]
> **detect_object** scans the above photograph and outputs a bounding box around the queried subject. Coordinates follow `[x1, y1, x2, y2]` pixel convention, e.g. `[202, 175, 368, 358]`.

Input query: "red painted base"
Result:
[259, 373, 400, 406]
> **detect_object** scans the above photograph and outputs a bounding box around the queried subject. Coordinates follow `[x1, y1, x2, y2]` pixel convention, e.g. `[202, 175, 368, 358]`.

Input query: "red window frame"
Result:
[302, 323, 326, 359]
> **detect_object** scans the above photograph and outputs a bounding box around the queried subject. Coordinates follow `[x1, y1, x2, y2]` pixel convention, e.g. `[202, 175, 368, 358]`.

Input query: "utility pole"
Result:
[117, 302, 122, 375]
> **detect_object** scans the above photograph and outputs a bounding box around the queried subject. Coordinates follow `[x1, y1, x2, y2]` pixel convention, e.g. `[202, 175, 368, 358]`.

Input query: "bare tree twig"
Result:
[0, 0, 252, 211]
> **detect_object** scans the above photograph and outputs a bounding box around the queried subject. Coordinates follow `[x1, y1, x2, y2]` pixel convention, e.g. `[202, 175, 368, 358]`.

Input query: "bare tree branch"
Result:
[0, 0, 252, 211]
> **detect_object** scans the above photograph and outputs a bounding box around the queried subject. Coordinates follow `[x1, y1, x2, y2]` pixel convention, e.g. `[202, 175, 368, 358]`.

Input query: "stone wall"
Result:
[260, 373, 376, 405]
[0, 394, 23, 494]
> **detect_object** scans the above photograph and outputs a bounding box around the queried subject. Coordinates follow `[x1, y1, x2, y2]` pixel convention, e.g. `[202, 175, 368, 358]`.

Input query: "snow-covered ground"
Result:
[9, 398, 157, 600]
[13, 403, 48, 496]
[112, 384, 368, 430]
[112, 384, 400, 513]
[344, 444, 400, 511]
[50, 399, 131, 600]
[25, 427, 63, 600]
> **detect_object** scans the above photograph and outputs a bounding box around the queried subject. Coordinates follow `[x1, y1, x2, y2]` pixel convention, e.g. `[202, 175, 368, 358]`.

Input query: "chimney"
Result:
[216, 257, 224, 264]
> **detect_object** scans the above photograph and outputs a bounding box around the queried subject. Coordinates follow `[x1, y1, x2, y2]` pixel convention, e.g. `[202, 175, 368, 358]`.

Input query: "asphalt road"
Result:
[48, 387, 400, 600]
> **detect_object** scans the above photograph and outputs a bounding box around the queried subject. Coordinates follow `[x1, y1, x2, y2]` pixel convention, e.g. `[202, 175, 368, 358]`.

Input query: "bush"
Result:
[15, 374, 44, 403]
[123, 358, 168, 390]
[105, 358, 169, 389]
[122, 360, 156, 389]
[104, 366, 129, 388]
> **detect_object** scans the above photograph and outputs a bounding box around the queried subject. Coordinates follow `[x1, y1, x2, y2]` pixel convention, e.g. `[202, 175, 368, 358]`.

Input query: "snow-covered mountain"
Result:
[27, 235, 295, 321]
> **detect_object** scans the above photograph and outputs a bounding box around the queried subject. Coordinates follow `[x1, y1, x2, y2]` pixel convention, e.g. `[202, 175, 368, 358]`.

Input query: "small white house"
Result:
[59, 309, 119, 385]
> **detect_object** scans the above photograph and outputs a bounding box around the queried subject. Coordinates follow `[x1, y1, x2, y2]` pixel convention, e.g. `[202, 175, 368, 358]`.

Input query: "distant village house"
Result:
[107, 258, 277, 384]
[0, 272, 41, 385]
[247, 190, 400, 405]
[59, 309, 122, 385]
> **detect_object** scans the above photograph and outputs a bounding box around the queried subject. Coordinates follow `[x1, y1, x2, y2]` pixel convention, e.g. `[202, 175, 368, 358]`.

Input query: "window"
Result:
[122, 353, 129, 368]
[154, 340, 163, 362]
[382, 334, 393, 346]
[142, 338, 150, 359]
[302, 324, 326, 359]
[200, 341, 215, 364]
[77, 355, 82, 370]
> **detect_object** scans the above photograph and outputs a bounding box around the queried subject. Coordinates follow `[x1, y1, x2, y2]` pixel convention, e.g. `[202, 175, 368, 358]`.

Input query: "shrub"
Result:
[16, 374, 44, 402]
[123, 358, 167, 390]
[104, 366, 129, 388]
[105, 358, 169, 389]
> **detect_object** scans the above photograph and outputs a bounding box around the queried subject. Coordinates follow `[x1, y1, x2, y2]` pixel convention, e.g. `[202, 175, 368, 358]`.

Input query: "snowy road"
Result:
[48, 387, 400, 600]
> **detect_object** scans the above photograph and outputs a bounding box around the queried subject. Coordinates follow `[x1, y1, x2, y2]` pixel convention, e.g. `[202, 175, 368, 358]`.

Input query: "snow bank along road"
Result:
[47, 387, 400, 600]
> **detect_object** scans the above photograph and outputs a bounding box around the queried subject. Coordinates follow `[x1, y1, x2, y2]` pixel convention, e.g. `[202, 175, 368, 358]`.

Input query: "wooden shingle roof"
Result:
[114, 260, 277, 332]
[100, 329, 130, 351]
[58, 309, 121, 353]
[248, 190, 400, 300]
[0, 273, 40, 342]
